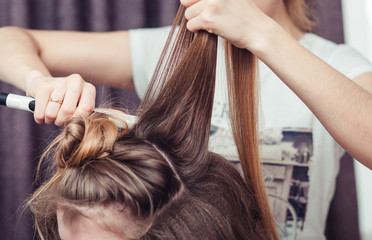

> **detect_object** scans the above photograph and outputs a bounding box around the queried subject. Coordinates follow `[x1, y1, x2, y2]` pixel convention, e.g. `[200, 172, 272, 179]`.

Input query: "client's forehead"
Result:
[56, 205, 129, 240]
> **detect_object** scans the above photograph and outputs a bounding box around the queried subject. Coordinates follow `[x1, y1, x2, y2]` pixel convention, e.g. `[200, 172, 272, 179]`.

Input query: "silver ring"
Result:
[48, 98, 63, 104]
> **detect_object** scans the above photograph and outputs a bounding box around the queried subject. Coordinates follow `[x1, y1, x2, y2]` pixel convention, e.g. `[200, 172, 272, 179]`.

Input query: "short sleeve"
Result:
[328, 45, 372, 79]
[129, 26, 172, 99]
[300, 33, 372, 80]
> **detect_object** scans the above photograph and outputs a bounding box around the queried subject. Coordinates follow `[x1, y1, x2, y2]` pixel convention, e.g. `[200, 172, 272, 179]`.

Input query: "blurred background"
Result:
[342, 0, 372, 239]
[0, 0, 371, 239]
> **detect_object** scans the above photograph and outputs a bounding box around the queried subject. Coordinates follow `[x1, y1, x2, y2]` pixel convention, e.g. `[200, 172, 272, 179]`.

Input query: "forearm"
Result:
[0, 27, 98, 126]
[0, 26, 51, 94]
[254, 24, 372, 168]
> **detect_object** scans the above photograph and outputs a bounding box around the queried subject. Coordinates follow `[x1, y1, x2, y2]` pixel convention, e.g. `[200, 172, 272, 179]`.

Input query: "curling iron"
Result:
[0, 92, 35, 112]
[0, 92, 136, 128]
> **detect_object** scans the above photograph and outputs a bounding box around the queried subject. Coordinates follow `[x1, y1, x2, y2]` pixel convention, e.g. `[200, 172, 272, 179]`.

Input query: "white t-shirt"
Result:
[129, 26, 372, 240]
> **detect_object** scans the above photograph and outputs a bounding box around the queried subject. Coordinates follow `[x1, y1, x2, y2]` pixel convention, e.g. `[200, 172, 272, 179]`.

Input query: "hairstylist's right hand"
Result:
[26, 70, 96, 126]
[181, 0, 274, 52]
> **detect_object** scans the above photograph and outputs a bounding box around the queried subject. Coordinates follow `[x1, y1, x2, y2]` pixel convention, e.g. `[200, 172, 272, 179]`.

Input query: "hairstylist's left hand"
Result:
[181, 0, 276, 52]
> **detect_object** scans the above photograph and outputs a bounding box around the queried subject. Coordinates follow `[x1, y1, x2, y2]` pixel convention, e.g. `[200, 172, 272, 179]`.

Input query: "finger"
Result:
[186, 14, 212, 33]
[185, 2, 216, 33]
[33, 85, 52, 124]
[184, 0, 204, 20]
[44, 89, 65, 125]
[74, 82, 96, 117]
[54, 74, 91, 126]
[180, 0, 200, 8]
[53, 86, 81, 127]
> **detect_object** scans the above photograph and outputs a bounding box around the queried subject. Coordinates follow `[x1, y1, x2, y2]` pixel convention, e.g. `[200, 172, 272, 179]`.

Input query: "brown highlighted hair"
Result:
[284, 0, 317, 32]
[27, 5, 278, 240]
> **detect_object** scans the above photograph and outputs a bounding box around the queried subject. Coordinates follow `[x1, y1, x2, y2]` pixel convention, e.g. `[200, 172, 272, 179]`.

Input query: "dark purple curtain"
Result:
[0, 0, 359, 239]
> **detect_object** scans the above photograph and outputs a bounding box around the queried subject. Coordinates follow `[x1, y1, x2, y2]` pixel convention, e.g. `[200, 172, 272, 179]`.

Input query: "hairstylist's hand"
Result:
[26, 70, 96, 126]
[181, 0, 274, 51]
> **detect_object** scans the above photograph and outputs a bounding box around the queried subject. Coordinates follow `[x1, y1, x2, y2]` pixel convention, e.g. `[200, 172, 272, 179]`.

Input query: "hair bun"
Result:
[55, 113, 119, 169]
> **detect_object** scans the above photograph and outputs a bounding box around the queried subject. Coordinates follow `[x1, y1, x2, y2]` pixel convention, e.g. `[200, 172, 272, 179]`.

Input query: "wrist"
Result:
[25, 69, 46, 97]
[247, 19, 283, 57]
[250, 22, 298, 64]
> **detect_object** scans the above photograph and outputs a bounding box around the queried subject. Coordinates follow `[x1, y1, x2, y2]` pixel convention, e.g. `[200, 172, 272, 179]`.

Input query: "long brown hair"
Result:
[27, 5, 278, 240]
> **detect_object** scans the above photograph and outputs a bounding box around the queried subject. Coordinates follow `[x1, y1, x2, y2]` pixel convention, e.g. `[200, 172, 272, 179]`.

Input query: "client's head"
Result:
[29, 111, 270, 240]
[29, 111, 183, 240]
